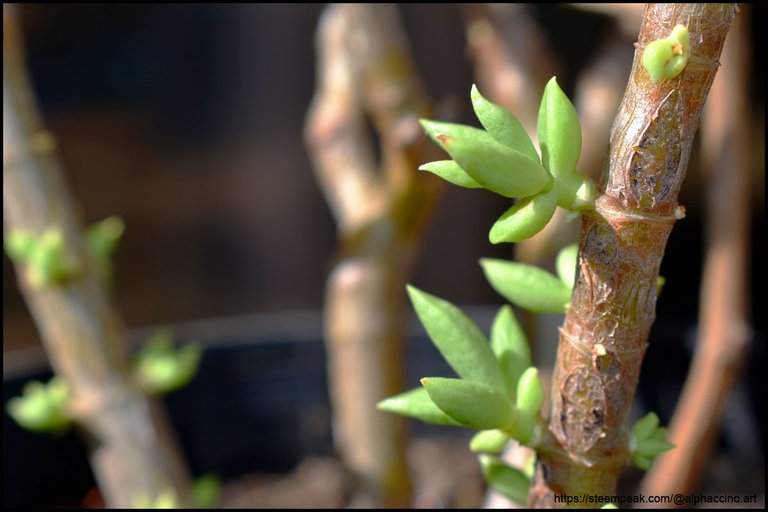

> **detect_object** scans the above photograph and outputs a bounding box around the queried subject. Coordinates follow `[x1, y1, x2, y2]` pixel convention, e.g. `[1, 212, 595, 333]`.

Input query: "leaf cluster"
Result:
[419, 79, 595, 244]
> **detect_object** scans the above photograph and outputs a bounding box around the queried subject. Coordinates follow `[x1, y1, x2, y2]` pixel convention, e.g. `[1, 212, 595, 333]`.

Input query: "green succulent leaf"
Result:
[490, 305, 531, 399]
[406, 285, 506, 391]
[377, 387, 461, 426]
[132, 489, 179, 509]
[537, 77, 582, 177]
[642, 25, 690, 84]
[470, 429, 511, 454]
[555, 243, 579, 290]
[516, 367, 545, 415]
[4, 230, 35, 261]
[632, 412, 660, 441]
[631, 452, 654, 471]
[420, 119, 550, 198]
[421, 377, 516, 430]
[510, 410, 538, 445]
[479, 454, 531, 505]
[7, 377, 71, 434]
[25, 228, 81, 288]
[480, 259, 573, 313]
[192, 473, 221, 509]
[135, 330, 202, 394]
[470, 84, 539, 162]
[85, 216, 125, 277]
[489, 187, 558, 244]
[418, 160, 482, 189]
[652, 426, 669, 441]
[635, 438, 676, 458]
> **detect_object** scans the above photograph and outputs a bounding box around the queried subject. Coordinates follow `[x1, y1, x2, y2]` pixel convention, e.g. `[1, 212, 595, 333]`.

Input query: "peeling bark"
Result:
[529, 4, 737, 506]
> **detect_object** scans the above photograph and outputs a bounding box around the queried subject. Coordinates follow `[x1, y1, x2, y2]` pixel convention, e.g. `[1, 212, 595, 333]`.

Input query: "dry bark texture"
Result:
[640, 6, 752, 501]
[529, 4, 737, 506]
[305, 4, 442, 506]
[3, 5, 191, 507]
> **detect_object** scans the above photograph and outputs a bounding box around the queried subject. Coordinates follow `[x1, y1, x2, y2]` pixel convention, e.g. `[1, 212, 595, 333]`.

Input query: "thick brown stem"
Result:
[529, 4, 736, 507]
[639, 6, 752, 502]
[305, 4, 441, 506]
[3, 5, 191, 507]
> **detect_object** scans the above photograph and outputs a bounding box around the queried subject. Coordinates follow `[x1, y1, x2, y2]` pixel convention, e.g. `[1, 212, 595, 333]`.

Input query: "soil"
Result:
[218, 436, 486, 509]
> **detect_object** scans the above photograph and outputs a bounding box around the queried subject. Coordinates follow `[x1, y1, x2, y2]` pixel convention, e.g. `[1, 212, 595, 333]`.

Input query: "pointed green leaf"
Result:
[419, 160, 482, 189]
[480, 259, 573, 313]
[490, 305, 530, 398]
[85, 216, 125, 258]
[135, 330, 202, 394]
[510, 410, 538, 445]
[479, 454, 531, 505]
[635, 438, 676, 458]
[25, 228, 81, 287]
[632, 412, 659, 441]
[556, 243, 579, 289]
[651, 426, 669, 441]
[377, 387, 461, 426]
[489, 187, 558, 244]
[516, 367, 545, 414]
[631, 452, 654, 471]
[537, 77, 581, 177]
[4, 230, 35, 261]
[422, 377, 516, 430]
[7, 378, 71, 433]
[470, 84, 539, 162]
[407, 285, 506, 391]
[551, 169, 584, 210]
[192, 474, 221, 509]
[420, 119, 550, 198]
[470, 429, 511, 454]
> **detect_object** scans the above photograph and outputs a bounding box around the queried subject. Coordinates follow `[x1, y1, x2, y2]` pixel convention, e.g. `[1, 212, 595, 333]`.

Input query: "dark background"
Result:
[3, 4, 764, 507]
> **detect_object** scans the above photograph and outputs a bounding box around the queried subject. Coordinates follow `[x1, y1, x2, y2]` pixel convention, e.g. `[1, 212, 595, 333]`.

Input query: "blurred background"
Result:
[3, 4, 764, 508]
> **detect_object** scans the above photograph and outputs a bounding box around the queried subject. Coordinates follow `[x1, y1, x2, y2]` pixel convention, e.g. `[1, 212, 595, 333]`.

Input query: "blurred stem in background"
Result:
[3, 5, 192, 507]
[304, 4, 443, 507]
[640, 5, 753, 502]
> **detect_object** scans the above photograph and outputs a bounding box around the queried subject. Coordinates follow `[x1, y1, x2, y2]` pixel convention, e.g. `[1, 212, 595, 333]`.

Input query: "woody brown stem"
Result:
[529, 4, 736, 507]
[639, 6, 752, 502]
[3, 5, 191, 507]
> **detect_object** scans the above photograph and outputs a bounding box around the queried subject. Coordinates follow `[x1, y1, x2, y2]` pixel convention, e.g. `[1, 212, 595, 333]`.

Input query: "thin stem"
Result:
[639, 6, 752, 501]
[3, 5, 191, 507]
[305, 4, 442, 506]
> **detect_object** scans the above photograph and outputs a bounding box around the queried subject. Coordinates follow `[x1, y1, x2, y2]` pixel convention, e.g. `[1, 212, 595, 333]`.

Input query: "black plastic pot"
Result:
[3, 309, 764, 508]
[3, 310, 468, 508]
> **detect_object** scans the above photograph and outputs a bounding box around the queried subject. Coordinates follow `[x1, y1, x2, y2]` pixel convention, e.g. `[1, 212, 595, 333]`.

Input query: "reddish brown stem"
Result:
[529, 4, 736, 507]
[639, 6, 752, 502]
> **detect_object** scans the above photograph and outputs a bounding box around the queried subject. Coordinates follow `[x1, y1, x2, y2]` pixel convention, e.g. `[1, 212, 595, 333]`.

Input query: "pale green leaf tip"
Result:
[419, 119, 440, 137]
